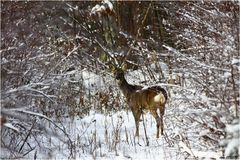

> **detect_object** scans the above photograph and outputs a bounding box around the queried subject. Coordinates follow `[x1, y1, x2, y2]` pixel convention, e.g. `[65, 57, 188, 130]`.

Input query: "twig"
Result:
[19, 119, 36, 153]
[9, 109, 75, 158]
[230, 65, 239, 118]
[37, 46, 80, 82]
[179, 141, 222, 159]
[163, 45, 230, 72]
[179, 141, 197, 160]
[124, 1, 153, 62]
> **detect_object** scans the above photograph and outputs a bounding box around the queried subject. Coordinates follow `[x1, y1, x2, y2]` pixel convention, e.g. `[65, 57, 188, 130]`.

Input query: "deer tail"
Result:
[154, 92, 166, 104]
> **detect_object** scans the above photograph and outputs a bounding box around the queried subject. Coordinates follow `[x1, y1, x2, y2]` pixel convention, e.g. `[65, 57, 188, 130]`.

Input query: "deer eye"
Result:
[115, 72, 123, 80]
[115, 74, 121, 80]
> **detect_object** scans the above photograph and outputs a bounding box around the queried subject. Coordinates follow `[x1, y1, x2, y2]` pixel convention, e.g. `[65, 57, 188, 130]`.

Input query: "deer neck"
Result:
[118, 76, 135, 98]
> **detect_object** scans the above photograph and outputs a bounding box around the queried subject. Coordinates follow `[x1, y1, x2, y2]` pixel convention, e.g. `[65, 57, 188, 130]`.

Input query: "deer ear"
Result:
[111, 65, 116, 74]
[121, 62, 128, 71]
[111, 64, 120, 75]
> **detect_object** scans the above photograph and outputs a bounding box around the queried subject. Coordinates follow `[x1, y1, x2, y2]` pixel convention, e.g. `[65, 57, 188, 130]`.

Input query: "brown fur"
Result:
[115, 70, 167, 138]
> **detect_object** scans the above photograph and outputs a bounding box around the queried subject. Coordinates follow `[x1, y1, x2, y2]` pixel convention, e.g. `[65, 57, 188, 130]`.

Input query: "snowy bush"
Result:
[1, 1, 239, 159]
[222, 119, 240, 158]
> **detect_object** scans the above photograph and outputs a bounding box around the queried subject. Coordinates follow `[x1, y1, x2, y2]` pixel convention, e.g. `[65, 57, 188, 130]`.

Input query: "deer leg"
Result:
[150, 110, 161, 138]
[159, 105, 165, 135]
[132, 109, 141, 137]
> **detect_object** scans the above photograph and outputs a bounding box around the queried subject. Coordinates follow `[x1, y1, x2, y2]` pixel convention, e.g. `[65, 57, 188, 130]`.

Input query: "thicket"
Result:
[1, 1, 239, 159]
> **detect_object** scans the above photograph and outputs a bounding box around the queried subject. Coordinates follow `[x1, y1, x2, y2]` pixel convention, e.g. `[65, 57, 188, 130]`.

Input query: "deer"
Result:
[114, 68, 168, 138]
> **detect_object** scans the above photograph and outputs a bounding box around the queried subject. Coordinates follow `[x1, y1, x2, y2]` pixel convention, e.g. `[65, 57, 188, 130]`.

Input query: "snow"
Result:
[226, 122, 240, 133]
[127, 62, 169, 85]
[79, 69, 107, 93]
[232, 58, 240, 65]
[0, 47, 17, 54]
[225, 137, 240, 157]
[90, 0, 114, 17]
[3, 123, 19, 132]
[104, 0, 113, 11]
[119, 31, 132, 39]
[179, 141, 222, 159]
[224, 121, 240, 157]
[163, 45, 231, 72]
[1, 1, 239, 159]
[13, 110, 182, 159]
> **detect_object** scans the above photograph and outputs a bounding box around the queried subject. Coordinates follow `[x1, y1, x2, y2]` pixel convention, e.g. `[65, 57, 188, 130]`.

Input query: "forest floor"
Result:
[24, 109, 184, 160]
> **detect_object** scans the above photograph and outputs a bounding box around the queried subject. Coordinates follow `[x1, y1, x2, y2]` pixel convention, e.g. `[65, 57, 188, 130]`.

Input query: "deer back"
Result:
[131, 86, 167, 111]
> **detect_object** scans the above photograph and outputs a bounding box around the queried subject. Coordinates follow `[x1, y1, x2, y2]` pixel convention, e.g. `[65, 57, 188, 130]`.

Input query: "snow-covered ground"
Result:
[22, 109, 183, 160]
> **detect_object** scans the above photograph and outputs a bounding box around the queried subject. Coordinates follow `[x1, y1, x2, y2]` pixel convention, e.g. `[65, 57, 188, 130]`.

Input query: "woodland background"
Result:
[1, 1, 239, 159]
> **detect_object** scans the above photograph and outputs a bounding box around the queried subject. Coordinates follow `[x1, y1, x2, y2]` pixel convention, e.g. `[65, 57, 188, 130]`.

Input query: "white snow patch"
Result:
[19, 110, 182, 159]
[79, 69, 107, 93]
[232, 58, 240, 65]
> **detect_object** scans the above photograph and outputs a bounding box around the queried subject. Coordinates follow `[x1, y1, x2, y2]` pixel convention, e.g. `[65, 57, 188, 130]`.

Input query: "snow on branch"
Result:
[0, 47, 17, 54]
[163, 45, 230, 72]
[90, 0, 114, 17]
[223, 120, 240, 158]
[5, 84, 56, 103]
[3, 123, 19, 132]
